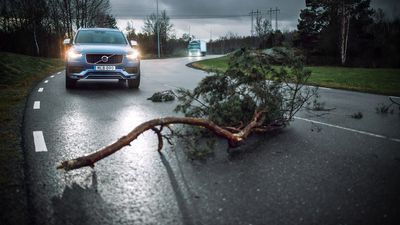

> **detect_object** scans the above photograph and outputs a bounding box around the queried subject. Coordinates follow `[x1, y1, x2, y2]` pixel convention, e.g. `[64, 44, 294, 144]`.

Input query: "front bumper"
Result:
[188, 50, 202, 57]
[66, 59, 140, 80]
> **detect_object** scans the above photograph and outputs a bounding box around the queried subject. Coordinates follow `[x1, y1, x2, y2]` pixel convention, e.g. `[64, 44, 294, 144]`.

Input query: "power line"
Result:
[124, 14, 251, 19]
[275, 7, 280, 31]
[249, 7, 280, 35]
[267, 7, 280, 31]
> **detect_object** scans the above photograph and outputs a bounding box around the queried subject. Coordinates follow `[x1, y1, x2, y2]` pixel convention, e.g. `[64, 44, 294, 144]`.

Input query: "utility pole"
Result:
[275, 7, 280, 31]
[250, 10, 254, 36]
[267, 7, 280, 31]
[251, 7, 280, 35]
[255, 9, 261, 35]
[249, 10, 261, 36]
[256, 9, 261, 21]
[156, 0, 160, 58]
[269, 8, 273, 25]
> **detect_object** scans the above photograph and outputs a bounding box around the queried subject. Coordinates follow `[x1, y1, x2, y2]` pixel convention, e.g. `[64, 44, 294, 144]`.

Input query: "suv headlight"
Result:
[67, 49, 82, 60]
[126, 50, 140, 60]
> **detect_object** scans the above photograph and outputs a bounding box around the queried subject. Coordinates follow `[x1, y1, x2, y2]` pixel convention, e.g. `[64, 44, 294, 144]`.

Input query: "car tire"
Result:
[65, 73, 76, 89]
[127, 74, 140, 89]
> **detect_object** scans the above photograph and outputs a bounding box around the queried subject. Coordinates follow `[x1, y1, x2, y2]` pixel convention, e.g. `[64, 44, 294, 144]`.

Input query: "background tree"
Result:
[296, 0, 376, 66]
[0, 0, 115, 57]
[296, 1, 325, 61]
[255, 13, 272, 37]
[74, 0, 112, 29]
[143, 10, 173, 56]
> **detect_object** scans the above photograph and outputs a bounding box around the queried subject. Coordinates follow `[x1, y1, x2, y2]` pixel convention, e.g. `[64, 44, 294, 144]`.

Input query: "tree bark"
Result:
[340, 1, 351, 65]
[33, 25, 40, 56]
[57, 112, 273, 171]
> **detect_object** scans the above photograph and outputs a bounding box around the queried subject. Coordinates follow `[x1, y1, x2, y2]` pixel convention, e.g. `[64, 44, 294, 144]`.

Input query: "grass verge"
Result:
[191, 55, 400, 96]
[0, 52, 64, 224]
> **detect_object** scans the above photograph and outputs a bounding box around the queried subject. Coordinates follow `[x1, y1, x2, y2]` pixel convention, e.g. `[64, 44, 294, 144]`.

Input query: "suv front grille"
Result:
[86, 54, 123, 64]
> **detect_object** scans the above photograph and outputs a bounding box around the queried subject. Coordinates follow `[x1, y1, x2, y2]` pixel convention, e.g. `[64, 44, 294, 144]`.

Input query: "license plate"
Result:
[95, 66, 116, 71]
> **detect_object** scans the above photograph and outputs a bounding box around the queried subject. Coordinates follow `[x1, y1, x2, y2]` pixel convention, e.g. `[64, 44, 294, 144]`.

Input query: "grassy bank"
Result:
[0, 52, 64, 224]
[192, 56, 400, 96]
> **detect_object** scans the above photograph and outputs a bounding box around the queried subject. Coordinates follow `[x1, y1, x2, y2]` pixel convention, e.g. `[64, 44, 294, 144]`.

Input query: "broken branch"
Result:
[57, 113, 268, 171]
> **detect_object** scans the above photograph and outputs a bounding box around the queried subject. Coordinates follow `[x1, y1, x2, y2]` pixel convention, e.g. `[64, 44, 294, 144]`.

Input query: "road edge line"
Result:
[294, 116, 400, 143]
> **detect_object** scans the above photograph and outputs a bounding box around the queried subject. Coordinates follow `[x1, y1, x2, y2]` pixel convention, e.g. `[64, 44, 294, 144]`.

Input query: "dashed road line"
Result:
[57, 71, 61, 74]
[44, 80, 49, 83]
[38, 88, 44, 92]
[33, 131, 48, 152]
[295, 116, 400, 143]
[50, 75, 55, 78]
[33, 101, 40, 110]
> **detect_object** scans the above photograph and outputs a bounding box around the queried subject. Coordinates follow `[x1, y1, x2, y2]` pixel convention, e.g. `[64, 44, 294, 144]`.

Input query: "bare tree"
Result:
[255, 13, 272, 37]
[73, 0, 112, 29]
[143, 10, 174, 55]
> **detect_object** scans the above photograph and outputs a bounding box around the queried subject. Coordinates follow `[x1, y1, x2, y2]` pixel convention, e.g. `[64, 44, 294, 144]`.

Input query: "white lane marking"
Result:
[33, 101, 40, 110]
[44, 80, 49, 83]
[38, 88, 44, 92]
[33, 131, 48, 152]
[319, 87, 332, 90]
[164, 84, 179, 89]
[50, 75, 55, 78]
[57, 71, 61, 74]
[294, 116, 400, 143]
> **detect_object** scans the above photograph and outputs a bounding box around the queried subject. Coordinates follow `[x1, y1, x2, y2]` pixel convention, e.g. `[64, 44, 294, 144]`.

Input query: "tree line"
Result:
[0, 0, 116, 57]
[126, 9, 289, 58]
[295, 0, 400, 67]
[1, 0, 398, 67]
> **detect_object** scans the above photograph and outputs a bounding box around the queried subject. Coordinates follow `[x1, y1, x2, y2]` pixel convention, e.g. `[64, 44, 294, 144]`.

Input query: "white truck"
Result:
[188, 40, 207, 56]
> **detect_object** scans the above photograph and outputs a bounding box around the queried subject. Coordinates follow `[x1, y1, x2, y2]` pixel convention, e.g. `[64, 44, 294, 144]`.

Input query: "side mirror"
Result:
[130, 40, 138, 46]
[63, 38, 71, 45]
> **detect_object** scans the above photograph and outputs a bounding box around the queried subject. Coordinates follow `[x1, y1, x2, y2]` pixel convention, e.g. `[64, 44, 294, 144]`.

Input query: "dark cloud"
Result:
[111, 0, 305, 21]
[371, 0, 400, 18]
[111, 0, 400, 20]
[112, 0, 400, 39]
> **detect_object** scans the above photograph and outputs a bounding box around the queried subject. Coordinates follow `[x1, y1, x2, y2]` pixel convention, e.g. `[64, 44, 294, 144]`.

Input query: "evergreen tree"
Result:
[296, 0, 374, 65]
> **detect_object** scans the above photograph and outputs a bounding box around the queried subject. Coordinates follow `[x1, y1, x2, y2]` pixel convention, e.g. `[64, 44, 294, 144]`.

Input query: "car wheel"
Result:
[127, 74, 140, 89]
[65, 73, 76, 89]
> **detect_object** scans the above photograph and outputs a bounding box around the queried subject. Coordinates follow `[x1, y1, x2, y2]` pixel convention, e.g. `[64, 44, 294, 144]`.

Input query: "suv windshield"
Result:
[75, 30, 127, 45]
[188, 41, 200, 49]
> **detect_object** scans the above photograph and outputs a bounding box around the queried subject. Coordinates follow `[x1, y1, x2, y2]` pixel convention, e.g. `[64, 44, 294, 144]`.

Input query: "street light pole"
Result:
[156, 0, 160, 58]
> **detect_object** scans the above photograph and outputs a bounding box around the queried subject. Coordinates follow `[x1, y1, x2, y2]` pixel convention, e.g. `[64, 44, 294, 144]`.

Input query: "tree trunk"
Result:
[33, 25, 40, 56]
[340, 1, 351, 65]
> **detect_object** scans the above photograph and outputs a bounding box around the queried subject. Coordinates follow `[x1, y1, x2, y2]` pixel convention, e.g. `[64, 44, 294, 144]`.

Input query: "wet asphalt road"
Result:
[23, 56, 400, 225]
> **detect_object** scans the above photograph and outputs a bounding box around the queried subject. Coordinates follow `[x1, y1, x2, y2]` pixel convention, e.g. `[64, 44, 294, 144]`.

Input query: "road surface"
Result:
[23, 56, 400, 225]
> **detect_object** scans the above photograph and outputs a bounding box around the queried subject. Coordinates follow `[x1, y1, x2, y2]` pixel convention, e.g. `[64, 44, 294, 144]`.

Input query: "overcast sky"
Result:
[111, 0, 400, 40]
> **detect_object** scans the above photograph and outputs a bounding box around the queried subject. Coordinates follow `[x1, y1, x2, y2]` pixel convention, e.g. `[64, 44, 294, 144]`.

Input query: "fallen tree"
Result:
[57, 48, 316, 171]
